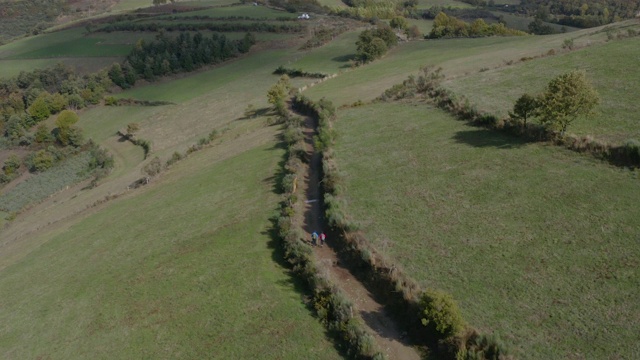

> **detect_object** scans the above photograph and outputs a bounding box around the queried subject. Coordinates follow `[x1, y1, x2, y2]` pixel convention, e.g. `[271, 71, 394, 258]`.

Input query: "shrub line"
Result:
[272, 106, 385, 359]
[380, 66, 640, 169]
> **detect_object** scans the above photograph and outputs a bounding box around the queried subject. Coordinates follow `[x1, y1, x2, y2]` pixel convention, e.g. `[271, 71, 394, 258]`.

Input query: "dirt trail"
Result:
[299, 114, 421, 360]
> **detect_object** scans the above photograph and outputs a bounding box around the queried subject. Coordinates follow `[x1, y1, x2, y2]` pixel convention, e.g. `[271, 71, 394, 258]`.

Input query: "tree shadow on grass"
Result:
[332, 54, 357, 68]
[452, 128, 529, 149]
[237, 107, 272, 121]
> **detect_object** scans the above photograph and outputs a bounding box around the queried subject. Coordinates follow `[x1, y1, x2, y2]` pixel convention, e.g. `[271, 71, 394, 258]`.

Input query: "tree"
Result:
[356, 30, 388, 63]
[538, 71, 599, 133]
[420, 289, 466, 338]
[390, 16, 409, 31]
[509, 93, 539, 128]
[108, 63, 126, 88]
[55, 110, 80, 146]
[27, 95, 51, 122]
[3, 155, 21, 175]
[30, 150, 54, 172]
[407, 25, 422, 39]
[267, 75, 291, 116]
[34, 123, 52, 143]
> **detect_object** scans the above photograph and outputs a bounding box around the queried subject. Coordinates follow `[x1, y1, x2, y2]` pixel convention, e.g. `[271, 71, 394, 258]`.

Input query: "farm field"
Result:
[332, 102, 640, 359]
[445, 33, 640, 143]
[0, 136, 342, 359]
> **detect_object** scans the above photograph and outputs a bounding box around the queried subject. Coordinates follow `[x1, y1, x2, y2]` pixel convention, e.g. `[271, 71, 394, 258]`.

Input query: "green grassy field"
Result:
[163, 5, 298, 19]
[288, 30, 361, 74]
[0, 28, 141, 60]
[332, 102, 640, 359]
[0, 137, 342, 359]
[303, 23, 626, 106]
[101, 47, 313, 155]
[416, 0, 472, 10]
[445, 34, 640, 142]
[0, 28, 151, 78]
[111, 0, 241, 12]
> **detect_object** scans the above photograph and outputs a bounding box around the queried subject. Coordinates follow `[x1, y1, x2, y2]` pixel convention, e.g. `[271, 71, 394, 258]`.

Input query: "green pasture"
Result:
[445, 34, 640, 142]
[83, 47, 312, 156]
[304, 25, 617, 106]
[0, 140, 341, 359]
[111, 0, 240, 12]
[333, 102, 640, 359]
[0, 28, 143, 60]
[164, 5, 297, 19]
[416, 0, 472, 10]
[0, 29, 155, 78]
[289, 30, 362, 74]
[112, 0, 157, 11]
[319, 0, 349, 8]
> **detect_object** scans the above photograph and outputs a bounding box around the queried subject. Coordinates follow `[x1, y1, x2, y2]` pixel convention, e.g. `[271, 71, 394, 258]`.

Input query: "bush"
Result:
[28, 150, 55, 172]
[143, 156, 162, 177]
[419, 289, 466, 339]
[2, 155, 21, 176]
[166, 151, 183, 166]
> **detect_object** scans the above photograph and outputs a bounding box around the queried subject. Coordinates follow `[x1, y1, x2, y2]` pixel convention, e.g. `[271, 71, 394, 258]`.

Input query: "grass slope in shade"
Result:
[333, 103, 640, 359]
[0, 143, 341, 360]
[446, 36, 640, 142]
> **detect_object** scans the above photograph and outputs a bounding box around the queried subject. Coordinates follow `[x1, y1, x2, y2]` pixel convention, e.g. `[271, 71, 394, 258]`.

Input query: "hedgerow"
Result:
[272, 105, 384, 359]
[273, 66, 328, 79]
[380, 65, 640, 168]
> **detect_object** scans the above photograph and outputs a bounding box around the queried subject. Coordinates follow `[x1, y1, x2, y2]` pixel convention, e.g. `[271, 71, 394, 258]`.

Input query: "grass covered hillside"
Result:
[0, 134, 342, 359]
[0, 2, 347, 357]
[0, 0, 638, 357]
[331, 102, 640, 358]
[445, 27, 640, 143]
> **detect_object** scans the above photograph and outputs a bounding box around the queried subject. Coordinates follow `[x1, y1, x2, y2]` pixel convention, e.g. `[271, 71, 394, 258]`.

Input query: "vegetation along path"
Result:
[299, 111, 421, 360]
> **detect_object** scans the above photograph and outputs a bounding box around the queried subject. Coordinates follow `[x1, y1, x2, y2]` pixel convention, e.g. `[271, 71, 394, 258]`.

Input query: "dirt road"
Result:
[299, 114, 421, 360]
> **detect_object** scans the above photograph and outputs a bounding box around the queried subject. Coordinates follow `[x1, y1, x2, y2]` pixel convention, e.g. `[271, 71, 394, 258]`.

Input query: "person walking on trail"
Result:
[311, 232, 318, 246]
[319, 232, 326, 246]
